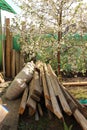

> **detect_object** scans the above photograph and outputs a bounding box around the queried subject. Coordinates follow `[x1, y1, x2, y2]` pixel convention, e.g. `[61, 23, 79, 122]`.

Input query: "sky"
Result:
[1, 0, 87, 25]
[1, 0, 21, 24]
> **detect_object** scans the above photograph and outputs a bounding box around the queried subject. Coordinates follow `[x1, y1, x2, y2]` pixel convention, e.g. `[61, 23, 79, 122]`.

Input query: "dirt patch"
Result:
[18, 107, 82, 130]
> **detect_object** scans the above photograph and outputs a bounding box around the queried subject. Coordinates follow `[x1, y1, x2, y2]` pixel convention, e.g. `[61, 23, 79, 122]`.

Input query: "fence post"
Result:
[5, 18, 12, 77]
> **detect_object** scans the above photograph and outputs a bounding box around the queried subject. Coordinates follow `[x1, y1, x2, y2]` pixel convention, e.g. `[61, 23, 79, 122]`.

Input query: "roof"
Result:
[0, 0, 16, 14]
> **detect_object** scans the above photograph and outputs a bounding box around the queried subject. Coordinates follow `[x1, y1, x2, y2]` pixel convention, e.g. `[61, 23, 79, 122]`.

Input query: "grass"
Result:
[63, 121, 73, 130]
[68, 86, 87, 99]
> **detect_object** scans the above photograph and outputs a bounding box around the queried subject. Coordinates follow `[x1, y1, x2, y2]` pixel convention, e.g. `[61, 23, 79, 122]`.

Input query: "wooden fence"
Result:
[2, 18, 24, 78]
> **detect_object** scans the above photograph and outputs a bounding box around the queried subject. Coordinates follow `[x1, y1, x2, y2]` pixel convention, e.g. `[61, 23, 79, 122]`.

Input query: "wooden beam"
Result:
[74, 109, 87, 130]
[27, 80, 36, 116]
[63, 82, 87, 86]
[19, 87, 29, 115]
[11, 49, 16, 78]
[15, 51, 20, 75]
[44, 63, 63, 119]
[27, 96, 36, 116]
[33, 70, 43, 96]
[0, 104, 8, 123]
[61, 84, 87, 118]
[5, 18, 12, 77]
[28, 78, 41, 102]
[40, 64, 50, 100]
[0, 95, 20, 130]
[19, 53, 24, 71]
[38, 104, 43, 117]
[47, 64, 72, 116]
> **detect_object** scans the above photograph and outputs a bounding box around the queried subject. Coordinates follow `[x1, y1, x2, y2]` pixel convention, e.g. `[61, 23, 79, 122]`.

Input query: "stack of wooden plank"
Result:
[16, 61, 87, 130]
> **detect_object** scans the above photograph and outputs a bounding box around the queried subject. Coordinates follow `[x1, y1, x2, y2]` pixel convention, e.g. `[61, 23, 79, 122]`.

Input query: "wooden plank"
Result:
[35, 110, 39, 121]
[60, 83, 87, 129]
[59, 84, 77, 112]
[40, 65, 50, 100]
[2, 25, 6, 77]
[47, 64, 72, 116]
[44, 64, 63, 119]
[27, 96, 36, 116]
[5, 18, 12, 77]
[38, 104, 43, 117]
[31, 94, 40, 102]
[28, 78, 40, 102]
[19, 53, 24, 71]
[0, 105, 8, 123]
[27, 80, 36, 115]
[19, 87, 29, 115]
[15, 51, 20, 75]
[33, 70, 43, 96]
[28, 106, 36, 116]
[63, 82, 87, 86]
[61, 84, 87, 118]
[39, 64, 53, 112]
[45, 97, 53, 113]
[74, 109, 87, 130]
[11, 50, 16, 78]
[0, 94, 21, 130]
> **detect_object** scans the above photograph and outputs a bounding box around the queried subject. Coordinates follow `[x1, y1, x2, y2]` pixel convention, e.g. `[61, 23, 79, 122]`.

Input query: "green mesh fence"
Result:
[0, 33, 87, 69]
[13, 35, 20, 51]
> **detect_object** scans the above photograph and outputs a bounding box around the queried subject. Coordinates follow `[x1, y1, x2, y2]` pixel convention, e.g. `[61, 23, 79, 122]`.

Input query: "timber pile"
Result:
[5, 61, 87, 130]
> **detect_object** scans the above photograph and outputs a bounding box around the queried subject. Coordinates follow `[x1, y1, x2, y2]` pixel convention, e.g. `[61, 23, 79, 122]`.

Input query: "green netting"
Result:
[83, 34, 87, 41]
[13, 35, 20, 51]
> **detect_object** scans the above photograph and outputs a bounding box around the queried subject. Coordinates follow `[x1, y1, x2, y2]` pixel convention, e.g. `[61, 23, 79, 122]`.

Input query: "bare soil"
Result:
[18, 107, 82, 130]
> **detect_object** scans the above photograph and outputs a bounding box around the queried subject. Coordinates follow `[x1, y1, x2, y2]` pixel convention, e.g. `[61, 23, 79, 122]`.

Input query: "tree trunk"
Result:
[57, 3, 63, 76]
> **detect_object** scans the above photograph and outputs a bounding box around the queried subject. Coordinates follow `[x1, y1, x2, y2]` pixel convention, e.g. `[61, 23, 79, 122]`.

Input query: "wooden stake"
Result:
[47, 64, 72, 116]
[45, 97, 53, 113]
[31, 94, 40, 102]
[5, 18, 12, 77]
[33, 70, 43, 96]
[0, 105, 8, 123]
[60, 84, 77, 112]
[38, 104, 43, 116]
[15, 51, 20, 75]
[63, 82, 87, 86]
[44, 64, 63, 119]
[27, 96, 36, 116]
[61, 84, 87, 118]
[27, 80, 36, 116]
[19, 87, 29, 115]
[40, 65, 50, 100]
[74, 109, 87, 130]
[11, 49, 16, 78]
[35, 110, 39, 121]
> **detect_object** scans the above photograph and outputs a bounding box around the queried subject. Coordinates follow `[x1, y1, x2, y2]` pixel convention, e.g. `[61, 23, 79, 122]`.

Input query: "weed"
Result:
[63, 121, 73, 130]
